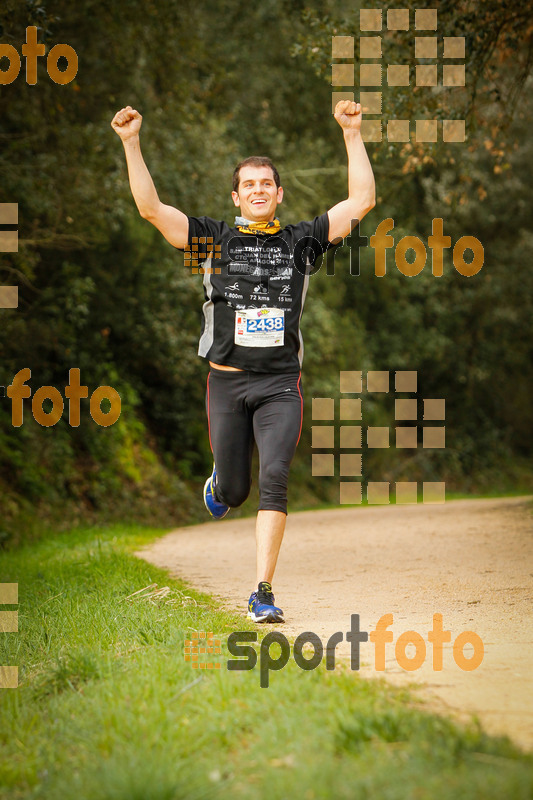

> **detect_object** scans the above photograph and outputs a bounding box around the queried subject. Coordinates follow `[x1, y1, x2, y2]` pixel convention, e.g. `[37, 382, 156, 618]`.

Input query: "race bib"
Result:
[234, 308, 284, 347]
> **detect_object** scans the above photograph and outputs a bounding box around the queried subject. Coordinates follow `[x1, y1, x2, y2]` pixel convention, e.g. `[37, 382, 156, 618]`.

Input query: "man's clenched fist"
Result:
[111, 106, 142, 140]
[334, 100, 363, 132]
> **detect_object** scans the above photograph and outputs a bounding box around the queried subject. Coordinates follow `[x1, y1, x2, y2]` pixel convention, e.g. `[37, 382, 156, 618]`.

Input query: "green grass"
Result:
[1, 523, 532, 799]
[285, 488, 533, 515]
[203, 482, 533, 521]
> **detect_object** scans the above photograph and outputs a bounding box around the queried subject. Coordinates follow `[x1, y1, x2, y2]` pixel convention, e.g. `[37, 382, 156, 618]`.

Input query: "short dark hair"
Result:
[232, 156, 280, 193]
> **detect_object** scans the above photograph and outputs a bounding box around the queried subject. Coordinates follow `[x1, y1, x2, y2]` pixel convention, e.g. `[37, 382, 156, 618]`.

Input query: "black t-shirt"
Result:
[183, 213, 334, 373]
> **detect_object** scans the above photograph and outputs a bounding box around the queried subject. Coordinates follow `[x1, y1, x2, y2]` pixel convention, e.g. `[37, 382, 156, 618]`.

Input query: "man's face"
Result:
[231, 166, 283, 222]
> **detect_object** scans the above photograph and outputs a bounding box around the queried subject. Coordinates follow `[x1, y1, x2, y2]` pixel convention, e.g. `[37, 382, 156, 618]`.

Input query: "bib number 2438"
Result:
[234, 308, 285, 347]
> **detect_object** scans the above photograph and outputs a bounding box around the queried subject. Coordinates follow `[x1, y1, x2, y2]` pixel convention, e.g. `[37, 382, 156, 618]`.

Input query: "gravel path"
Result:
[136, 496, 533, 750]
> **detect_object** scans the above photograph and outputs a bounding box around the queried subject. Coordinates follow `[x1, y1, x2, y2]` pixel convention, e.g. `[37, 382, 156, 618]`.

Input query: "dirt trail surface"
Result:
[136, 496, 533, 750]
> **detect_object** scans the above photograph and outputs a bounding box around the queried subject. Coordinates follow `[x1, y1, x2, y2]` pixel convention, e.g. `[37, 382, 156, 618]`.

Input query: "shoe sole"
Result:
[248, 610, 285, 623]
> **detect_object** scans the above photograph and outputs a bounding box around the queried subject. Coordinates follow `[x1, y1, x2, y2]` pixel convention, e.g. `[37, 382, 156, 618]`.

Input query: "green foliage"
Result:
[0, 0, 532, 539]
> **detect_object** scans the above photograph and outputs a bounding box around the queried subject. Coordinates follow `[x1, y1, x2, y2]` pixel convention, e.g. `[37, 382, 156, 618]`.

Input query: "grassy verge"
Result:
[1, 523, 532, 800]
[285, 488, 533, 515]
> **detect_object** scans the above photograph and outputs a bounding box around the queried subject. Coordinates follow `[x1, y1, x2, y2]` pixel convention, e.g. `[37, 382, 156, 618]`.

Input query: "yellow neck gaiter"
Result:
[235, 217, 282, 235]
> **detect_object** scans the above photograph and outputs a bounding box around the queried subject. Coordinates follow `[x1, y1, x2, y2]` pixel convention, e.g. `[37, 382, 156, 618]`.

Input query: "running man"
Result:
[111, 101, 375, 622]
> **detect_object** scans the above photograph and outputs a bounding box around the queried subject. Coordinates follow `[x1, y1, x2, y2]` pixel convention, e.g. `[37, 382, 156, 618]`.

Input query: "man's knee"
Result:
[260, 459, 290, 487]
[258, 460, 289, 512]
[216, 477, 251, 508]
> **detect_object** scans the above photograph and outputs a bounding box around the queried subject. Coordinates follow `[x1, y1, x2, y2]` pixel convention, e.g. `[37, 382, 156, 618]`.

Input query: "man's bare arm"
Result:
[327, 100, 376, 242]
[111, 106, 189, 249]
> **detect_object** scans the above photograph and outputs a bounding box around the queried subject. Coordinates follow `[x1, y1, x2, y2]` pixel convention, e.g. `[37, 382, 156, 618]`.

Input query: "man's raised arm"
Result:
[327, 100, 376, 242]
[111, 106, 189, 249]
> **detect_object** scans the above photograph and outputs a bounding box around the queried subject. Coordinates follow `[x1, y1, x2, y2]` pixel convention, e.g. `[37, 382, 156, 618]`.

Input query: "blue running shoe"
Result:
[248, 581, 284, 623]
[203, 464, 230, 519]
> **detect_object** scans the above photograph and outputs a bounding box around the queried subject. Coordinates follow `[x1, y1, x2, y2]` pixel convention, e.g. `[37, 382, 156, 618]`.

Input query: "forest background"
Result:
[0, 0, 531, 545]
